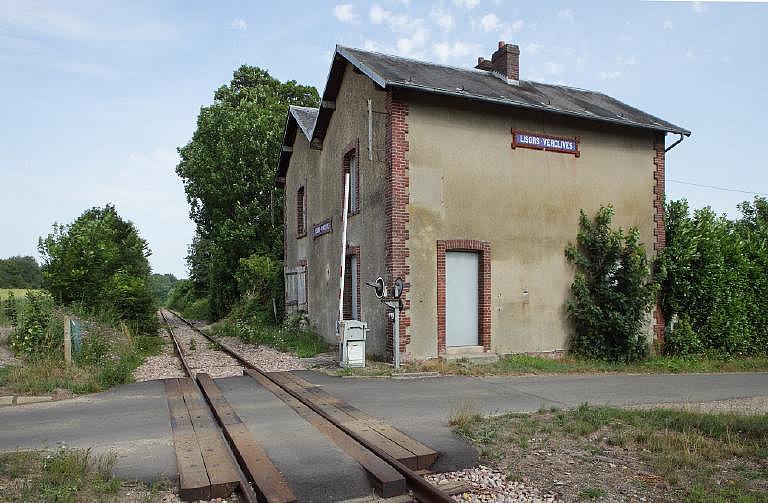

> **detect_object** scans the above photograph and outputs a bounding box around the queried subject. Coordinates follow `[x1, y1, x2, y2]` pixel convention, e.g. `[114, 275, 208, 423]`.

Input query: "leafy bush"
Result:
[235, 254, 282, 322]
[38, 205, 157, 335]
[565, 206, 656, 362]
[8, 291, 61, 357]
[663, 317, 703, 357]
[658, 198, 768, 356]
[210, 314, 327, 358]
[167, 279, 210, 320]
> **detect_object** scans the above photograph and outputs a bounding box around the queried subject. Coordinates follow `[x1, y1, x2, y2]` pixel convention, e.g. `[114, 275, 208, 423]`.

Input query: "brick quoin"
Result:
[384, 90, 411, 360]
[653, 133, 666, 348]
[436, 240, 492, 355]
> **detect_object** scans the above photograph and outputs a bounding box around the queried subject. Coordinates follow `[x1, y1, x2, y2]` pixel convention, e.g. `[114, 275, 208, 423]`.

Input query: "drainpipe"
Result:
[665, 133, 685, 153]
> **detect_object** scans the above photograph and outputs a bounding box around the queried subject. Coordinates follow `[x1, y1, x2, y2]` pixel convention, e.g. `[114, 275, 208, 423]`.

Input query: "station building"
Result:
[276, 42, 690, 361]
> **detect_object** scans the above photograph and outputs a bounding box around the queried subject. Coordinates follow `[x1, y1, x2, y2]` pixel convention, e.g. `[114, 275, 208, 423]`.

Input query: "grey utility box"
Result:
[338, 320, 367, 368]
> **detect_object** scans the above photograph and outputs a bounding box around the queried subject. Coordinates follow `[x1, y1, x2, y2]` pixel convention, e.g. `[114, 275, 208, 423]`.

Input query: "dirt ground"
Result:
[456, 404, 768, 502]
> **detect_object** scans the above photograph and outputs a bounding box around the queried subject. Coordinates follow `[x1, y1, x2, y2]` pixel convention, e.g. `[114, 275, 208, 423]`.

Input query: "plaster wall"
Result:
[405, 94, 659, 359]
[284, 64, 390, 355]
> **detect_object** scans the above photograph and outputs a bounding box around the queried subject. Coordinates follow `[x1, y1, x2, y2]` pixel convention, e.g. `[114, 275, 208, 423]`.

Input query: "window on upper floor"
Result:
[297, 186, 306, 237]
[343, 148, 360, 215]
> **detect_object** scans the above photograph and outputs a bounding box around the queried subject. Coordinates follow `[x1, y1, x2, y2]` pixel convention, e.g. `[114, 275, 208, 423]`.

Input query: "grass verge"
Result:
[0, 448, 122, 502]
[329, 353, 768, 377]
[0, 334, 162, 396]
[453, 404, 768, 502]
[208, 316, 329, 358]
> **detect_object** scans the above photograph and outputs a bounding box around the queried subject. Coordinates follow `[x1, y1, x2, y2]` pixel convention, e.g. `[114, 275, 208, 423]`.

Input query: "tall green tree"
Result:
[0, 256, 42, 288]
[176, 65, 319, 319]
[659, 198, 767, 356]
[38, 205, 157, 333]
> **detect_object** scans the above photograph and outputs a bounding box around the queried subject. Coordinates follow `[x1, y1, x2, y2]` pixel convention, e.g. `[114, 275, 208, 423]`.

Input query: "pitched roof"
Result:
[277, 45, 690, 185]
[290, 106, 318, 140]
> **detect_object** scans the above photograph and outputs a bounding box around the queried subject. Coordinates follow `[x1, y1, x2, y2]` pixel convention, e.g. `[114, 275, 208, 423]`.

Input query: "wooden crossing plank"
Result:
[197, 373, 297, 503]
[164, 378, 211, 501]
[178, 378, 240, 499]
[245, 369, 406, 498]
[270, 372, 439, 470]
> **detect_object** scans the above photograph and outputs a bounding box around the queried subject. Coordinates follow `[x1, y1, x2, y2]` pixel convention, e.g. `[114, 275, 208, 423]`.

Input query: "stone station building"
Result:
[275, 42, 690, 362]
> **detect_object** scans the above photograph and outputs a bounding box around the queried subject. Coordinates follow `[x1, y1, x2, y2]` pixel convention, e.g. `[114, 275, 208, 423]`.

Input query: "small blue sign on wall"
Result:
[511, 129, 580, 157]
[313, 218, 332, 239]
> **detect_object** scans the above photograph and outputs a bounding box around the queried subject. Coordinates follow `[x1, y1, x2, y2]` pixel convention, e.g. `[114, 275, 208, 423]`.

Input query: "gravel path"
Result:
[132, 326, 185, 382]
[218, 336, 307, 373]
[426, 465, 561, 502]
[629, 395, 768, 415]
[162, 311, 244, 378]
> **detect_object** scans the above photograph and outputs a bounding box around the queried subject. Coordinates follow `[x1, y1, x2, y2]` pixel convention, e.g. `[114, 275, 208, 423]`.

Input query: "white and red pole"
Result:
[337, 173, 351, 340]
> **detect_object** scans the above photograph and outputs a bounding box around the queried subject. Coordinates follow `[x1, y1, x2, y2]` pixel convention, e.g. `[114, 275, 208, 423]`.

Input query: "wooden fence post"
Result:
[63, 316, 72, 364]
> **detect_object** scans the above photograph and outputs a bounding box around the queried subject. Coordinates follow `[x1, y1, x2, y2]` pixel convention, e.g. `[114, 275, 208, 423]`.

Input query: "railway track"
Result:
[159, 309, 454, 503]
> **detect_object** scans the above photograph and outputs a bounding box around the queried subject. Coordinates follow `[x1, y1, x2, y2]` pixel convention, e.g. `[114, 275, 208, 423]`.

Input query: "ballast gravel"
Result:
[426, 465, 561, 503]
[218, 336, 308, 372]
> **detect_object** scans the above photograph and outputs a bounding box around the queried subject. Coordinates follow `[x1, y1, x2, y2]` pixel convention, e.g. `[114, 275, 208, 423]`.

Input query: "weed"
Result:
[0, 448, 122, 501]
[579, 486, 606, 499]
[189, 338, 196, 351]
[448, 400, 481, 431]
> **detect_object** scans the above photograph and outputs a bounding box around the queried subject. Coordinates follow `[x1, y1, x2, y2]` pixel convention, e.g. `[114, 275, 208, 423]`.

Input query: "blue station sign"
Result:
[511, 129, 580, 157]
[313, 218, 332, 239]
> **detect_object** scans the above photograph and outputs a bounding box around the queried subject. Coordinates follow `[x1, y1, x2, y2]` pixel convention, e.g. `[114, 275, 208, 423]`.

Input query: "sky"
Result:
[0, 0, 766, 278]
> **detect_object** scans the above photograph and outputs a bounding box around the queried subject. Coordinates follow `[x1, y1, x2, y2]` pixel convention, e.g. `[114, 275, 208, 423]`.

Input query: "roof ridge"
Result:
[338, 45, 490, 76]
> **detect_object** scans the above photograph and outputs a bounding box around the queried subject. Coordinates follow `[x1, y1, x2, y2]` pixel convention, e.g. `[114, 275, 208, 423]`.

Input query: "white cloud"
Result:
[499, 19, 524, 40]
[615, 55, 636, 66]
[692, 1, 708, 14]
[396, 27, 429, 58]
[479, 13, 500, 32]
[430, 6, 455, 32]
[363, 39, 381, 51]
[333, 3, 358, 23]
[0, 0, 176, 42]
[598, 70, 622, 80]
[229, 18, 247, 30]
[524, 42, 542, 56]
[369, 4, 391, 24]
[557, 8, 574, 22]
[432, 40, 477, 62]
[544, 61, 564, 75]
[663, 20, 674, 31]
[454, 0, 481, 10]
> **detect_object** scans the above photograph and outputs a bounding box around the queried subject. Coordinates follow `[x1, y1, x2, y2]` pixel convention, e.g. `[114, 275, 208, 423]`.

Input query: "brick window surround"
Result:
[436, 240, 492, 355]
[342, 139, 360, 216]
[652, 133, 666, 346]
[296, 185, 306, 238]
[343, 245, 361, 320]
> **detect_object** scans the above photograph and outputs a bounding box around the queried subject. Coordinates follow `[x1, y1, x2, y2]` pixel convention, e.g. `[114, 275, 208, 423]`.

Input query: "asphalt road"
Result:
[0, 371, 765, 499]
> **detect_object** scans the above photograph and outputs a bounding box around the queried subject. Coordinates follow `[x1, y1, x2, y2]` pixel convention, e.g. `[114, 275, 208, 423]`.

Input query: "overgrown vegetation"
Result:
[166, 279, 209, 320]
[331, 353, 768, 377]
[0, 291, 161, 395]
[148, 273, 179, 306]
[0, 255, 42, 289]
[658, 197, 768, 357]
[176, 66, 319, 320]
[454, 404, 768, 502]
[209, 314, 328, 358]
[38, 204, 158, 335]
[0, 448, 123, 502]
[565, 205, 656, 362]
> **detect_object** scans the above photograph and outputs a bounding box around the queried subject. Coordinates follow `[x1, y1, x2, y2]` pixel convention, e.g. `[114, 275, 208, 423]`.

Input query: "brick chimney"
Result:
[475, 41, 520, 82]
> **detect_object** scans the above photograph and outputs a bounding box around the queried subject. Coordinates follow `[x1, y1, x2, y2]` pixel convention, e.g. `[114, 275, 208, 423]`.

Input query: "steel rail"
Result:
[159, 310, 259, 503]
[166, 309, 454, 503]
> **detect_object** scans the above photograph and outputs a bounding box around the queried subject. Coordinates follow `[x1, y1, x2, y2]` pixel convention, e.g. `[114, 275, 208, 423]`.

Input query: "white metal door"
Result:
[445, 251, 479, 347]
